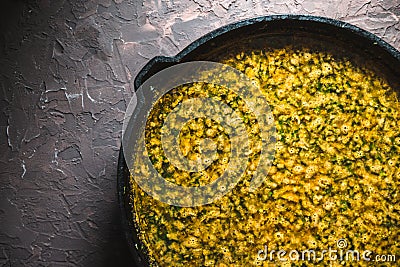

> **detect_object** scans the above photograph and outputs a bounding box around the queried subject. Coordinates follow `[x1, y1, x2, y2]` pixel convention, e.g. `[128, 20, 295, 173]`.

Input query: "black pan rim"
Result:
[117, 14, 400, 267]
[133, 14, 400, 90]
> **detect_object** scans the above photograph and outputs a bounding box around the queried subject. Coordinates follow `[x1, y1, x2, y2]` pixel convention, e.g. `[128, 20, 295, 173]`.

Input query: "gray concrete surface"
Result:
[0, 0, 399, 266]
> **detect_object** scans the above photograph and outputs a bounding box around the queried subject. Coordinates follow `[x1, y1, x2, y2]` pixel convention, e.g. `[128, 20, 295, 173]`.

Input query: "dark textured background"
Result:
[0, 0, 399, 266]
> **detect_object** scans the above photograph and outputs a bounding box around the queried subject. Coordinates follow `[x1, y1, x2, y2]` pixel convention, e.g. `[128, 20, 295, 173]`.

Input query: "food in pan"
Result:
[130, 48, 400, 266]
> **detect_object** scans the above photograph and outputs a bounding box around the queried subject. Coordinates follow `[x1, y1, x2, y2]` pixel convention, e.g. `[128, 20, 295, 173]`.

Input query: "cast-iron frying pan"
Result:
[117, 15, 400, 267]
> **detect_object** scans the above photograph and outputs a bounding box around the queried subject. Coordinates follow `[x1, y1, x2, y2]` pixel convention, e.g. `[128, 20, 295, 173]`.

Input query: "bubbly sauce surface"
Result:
[131, 49, 400, 267]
